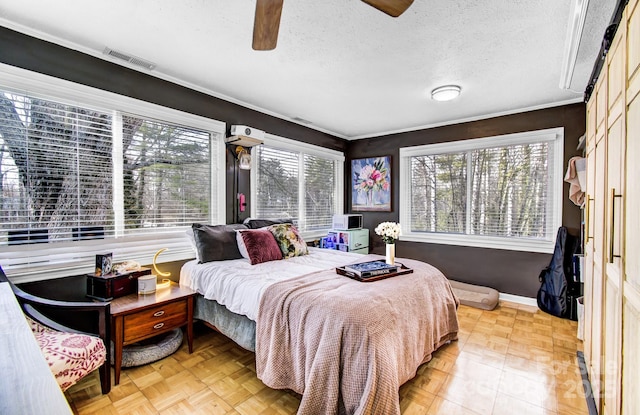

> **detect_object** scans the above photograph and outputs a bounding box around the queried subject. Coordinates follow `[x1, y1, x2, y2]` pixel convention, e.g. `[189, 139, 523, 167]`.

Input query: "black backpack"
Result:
[537, 226, 578, 319]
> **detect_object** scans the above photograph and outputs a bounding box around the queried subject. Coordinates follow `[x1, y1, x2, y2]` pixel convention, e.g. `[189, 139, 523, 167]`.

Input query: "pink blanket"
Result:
[256, 255, 459, 415]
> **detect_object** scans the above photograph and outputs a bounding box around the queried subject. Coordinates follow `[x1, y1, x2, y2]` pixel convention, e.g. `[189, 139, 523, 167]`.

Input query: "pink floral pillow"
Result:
[236, 228, 283, 265]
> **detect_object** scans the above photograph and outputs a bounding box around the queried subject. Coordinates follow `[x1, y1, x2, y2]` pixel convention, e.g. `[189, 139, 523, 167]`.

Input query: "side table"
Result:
[109, 283, 196, 385]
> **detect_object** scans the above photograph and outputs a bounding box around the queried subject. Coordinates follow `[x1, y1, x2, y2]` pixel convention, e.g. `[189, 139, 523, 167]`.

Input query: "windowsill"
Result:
[0, 231, 197, 284]
[400, 232, 555, 254]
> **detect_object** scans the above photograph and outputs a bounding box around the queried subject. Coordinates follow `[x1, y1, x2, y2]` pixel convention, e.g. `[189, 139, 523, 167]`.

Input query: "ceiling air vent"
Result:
[103, 47, 156, 70]
[292, 117, 312, 125]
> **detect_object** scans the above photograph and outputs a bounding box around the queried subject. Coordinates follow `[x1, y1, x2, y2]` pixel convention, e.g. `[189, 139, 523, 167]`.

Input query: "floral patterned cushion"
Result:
[26, 316, 106, 391]
[267, 223, 309, 258]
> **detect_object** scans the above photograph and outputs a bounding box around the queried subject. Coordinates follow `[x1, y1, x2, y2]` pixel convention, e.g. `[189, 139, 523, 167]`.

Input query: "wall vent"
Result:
[103, 47, 156, 70]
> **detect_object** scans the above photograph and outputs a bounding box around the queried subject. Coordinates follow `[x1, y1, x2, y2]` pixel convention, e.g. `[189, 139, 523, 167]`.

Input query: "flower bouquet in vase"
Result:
[374, 222, 401, 265]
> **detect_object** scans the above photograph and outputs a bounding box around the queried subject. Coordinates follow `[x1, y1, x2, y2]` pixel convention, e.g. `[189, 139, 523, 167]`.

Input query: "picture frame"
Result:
[351, 156, 391, 212]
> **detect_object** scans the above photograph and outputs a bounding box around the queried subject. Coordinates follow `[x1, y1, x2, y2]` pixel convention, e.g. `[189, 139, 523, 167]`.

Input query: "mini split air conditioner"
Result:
[226, 125, 265, 147]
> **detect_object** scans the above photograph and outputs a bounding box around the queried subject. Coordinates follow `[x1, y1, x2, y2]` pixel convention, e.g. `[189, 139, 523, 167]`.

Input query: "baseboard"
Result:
[499, 293, 538, 307]
[577, 351, 598, 415]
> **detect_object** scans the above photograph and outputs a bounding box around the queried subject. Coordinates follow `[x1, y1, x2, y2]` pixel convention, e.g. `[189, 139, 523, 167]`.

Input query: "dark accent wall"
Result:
[0, 27, 347, 224]
[347, 104, 585, 297]
[1, 26, 584, 298]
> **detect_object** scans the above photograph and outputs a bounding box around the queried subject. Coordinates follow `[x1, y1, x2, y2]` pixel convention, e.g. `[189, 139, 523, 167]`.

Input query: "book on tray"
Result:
[343, 260, 399, 277]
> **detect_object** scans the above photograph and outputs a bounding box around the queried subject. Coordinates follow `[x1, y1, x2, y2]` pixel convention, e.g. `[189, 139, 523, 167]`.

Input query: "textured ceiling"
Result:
[0, 0, 617, 139]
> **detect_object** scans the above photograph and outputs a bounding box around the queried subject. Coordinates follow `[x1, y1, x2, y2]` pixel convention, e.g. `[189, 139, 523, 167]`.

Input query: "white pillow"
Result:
[236, 229, 249, 259]
[185, 228, 200, 262]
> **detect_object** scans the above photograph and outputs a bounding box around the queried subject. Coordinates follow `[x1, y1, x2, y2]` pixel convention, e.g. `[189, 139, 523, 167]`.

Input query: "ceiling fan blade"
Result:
[361, 0, 414, 17]
[252, 0, 284, 50]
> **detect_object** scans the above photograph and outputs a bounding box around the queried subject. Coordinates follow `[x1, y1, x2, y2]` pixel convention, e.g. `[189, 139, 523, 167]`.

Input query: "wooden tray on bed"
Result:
[336, 262, 413, 282]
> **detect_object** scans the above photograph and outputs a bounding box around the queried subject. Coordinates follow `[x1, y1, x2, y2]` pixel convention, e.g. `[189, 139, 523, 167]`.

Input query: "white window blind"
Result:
[0, 65, 226, 282]
[0, 92, 115, 242]
[121, 114, 212, 232]
[252, 134, 344, 236]
[255, 146, 299, 220]
[400, 128, 563, 253]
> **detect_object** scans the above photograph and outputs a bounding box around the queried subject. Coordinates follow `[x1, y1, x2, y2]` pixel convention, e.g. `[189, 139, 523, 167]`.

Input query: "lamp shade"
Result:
[238, 152, 251, 170]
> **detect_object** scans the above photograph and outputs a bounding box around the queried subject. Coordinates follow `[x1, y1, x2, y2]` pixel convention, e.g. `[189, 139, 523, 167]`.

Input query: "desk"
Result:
[0, 282, 72, 415]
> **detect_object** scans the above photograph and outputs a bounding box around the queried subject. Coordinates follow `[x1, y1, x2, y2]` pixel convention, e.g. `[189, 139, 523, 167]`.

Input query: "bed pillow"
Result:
[185, 228, 200, 262]
[236, 229, 283, 265]
[191, 223, 248, 263]
[267, 223, 309, 258]
[243, 218, 293, 229]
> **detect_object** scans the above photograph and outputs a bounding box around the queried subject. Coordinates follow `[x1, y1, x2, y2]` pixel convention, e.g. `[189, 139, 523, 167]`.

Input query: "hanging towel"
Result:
[564, 156, 586, 206]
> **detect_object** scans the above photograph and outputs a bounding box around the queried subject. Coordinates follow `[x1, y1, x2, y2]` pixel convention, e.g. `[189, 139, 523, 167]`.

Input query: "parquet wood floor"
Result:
[65, 301, 587, 414]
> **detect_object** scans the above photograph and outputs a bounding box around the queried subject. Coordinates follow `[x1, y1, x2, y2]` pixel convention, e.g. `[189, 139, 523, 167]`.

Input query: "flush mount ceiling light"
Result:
[431, 85, 461, 101]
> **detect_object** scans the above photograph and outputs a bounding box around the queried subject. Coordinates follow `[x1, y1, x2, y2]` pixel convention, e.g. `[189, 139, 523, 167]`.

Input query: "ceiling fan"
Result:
[252, 0, 414, 50]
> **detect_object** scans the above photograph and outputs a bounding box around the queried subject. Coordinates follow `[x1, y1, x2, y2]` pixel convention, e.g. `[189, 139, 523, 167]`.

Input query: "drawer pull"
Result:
[153, 323, 165, 330]
[153, 310, 165, 317]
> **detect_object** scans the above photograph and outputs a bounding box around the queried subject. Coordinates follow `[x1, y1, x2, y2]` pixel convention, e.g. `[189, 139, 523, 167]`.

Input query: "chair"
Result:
[0, 266, 111, 394]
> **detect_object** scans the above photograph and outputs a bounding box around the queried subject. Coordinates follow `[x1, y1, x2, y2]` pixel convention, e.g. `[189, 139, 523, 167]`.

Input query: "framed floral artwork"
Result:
[351, 156, 391, 211]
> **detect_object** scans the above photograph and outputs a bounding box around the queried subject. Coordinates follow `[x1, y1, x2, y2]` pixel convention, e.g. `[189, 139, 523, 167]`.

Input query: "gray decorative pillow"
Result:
[243, 218, 293, 229]
[191, 223, 248, 263]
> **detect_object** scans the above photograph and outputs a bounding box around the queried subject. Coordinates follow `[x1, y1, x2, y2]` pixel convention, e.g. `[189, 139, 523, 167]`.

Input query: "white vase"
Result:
[385, 243, 395, 265]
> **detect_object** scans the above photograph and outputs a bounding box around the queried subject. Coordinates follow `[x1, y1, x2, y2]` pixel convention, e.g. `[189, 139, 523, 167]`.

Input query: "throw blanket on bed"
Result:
[256, 256, 459, 415]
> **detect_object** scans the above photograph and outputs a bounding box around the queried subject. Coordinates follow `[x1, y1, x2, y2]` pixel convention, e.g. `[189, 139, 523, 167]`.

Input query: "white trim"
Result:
[499, 293, 538, 307]
[0, 63, 225, 133]
[1, 230, 196, 284]
[212, 130, 227, 225]
[0, 22, 584, 141]
[261, 133, 345, 161]
[347, 99, 583, 140]
[559, 0, 590, 89]
[400, 128, 563, 156]
[399, 127, 564, 254]
[399, 233, 558, 254]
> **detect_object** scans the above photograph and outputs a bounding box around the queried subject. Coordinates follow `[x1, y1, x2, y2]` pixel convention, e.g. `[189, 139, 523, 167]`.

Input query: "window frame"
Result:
[399, 127, 564, 253]
[250, 133, 345, 239]
[0, 63, 226, 283]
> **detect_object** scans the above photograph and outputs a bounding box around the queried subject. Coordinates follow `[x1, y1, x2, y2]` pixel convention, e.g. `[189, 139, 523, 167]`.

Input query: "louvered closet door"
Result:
[623, 0, 640, 413]
[602, 20, 626, 415]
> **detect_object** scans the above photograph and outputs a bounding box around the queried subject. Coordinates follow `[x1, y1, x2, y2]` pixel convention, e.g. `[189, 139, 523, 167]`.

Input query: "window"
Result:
[399, 128, 563, 253]
[0, 66, 225, 281]
[252, 134, 344, 236]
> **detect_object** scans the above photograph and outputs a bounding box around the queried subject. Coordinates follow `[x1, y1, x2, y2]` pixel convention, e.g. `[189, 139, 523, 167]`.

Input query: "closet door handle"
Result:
[585, 196, 594, 242]
[609, 188, 622, 263]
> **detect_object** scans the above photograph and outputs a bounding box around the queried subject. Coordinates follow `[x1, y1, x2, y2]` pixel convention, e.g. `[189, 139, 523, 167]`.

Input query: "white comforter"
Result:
[179, 247, 364, 321]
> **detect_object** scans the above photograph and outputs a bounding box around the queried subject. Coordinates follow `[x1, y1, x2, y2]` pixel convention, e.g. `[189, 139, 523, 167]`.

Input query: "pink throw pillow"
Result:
[236, 229, 283, 265]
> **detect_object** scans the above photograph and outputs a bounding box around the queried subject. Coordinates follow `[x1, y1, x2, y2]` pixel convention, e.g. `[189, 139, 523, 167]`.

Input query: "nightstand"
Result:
[109, 283, 196, 385]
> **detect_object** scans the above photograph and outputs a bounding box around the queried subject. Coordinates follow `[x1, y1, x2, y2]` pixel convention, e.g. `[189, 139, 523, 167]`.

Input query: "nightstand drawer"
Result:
[123, 300, 187, 343]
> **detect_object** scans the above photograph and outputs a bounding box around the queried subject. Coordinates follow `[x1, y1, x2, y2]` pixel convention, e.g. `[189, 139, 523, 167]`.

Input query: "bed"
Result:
[181, 222, 459, 415]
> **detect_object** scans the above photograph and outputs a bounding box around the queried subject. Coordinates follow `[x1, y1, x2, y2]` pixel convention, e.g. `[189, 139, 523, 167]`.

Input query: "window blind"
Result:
[255, 146, 300, 221]
[0, 91, 114, 243]
[0, 69, 225, 281]
[410, 153, 467, 234]
[253, 135, 344, 235]
[400, 128, 563, 253]
[304, 154, 337, 231]
[121, 114, 211, 233]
